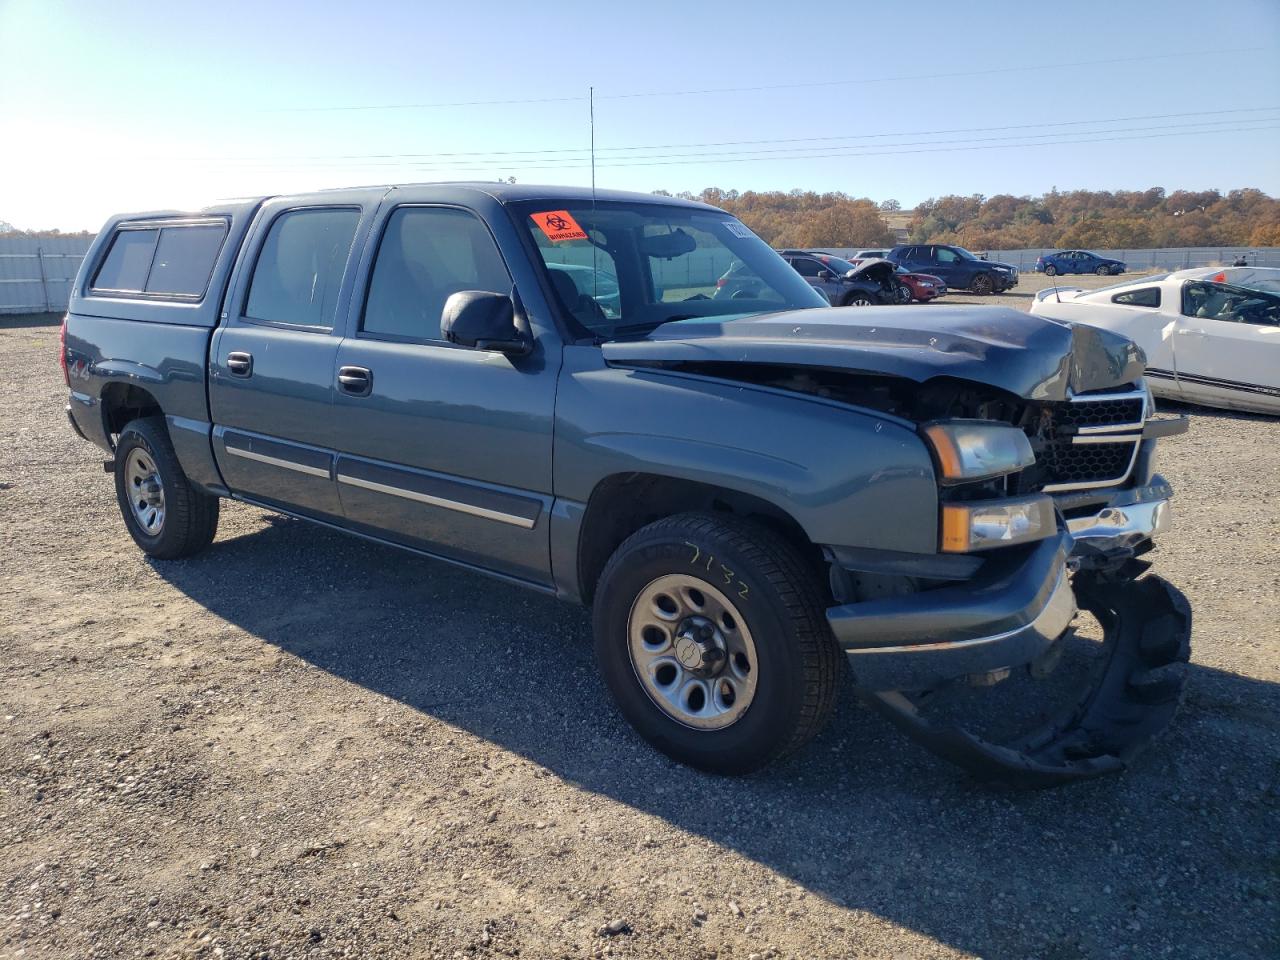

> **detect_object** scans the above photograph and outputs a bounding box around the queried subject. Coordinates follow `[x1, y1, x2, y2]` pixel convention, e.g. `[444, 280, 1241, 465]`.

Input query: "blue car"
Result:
[1036, 250, 1126, 277]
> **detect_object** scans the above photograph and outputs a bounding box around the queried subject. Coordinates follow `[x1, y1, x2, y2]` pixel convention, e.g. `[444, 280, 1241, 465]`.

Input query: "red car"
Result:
[893, 265, 947, 303]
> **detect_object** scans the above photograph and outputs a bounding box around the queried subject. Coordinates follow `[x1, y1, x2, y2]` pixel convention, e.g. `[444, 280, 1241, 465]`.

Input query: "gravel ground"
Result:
[2, 288, 1277, 960]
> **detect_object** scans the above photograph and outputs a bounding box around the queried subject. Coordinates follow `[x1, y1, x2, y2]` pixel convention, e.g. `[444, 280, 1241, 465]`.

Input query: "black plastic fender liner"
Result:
[859, 575, 1192, 789]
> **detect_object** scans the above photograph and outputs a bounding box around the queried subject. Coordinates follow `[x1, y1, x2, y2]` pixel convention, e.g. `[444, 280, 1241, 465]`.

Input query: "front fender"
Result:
[553, 346, 939, 555]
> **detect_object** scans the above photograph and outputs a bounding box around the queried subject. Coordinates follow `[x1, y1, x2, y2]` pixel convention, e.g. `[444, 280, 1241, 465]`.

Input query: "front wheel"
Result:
[114, 417, 219, 559]
[969, 273, 995, 295]
[592, 514, 841, 774]
[846, 293, 877, 306]
[1096, 264, 1111, 276]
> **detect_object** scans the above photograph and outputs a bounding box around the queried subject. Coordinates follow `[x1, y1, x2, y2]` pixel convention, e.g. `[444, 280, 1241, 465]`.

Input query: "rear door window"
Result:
[245, 208, 360, 328]
[146, 224, 227, 296]
[791, 257, 822, 278]
[92, 229, 159, 292]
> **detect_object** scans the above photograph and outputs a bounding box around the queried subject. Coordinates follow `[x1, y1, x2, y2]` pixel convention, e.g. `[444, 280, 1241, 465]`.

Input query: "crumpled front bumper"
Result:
[824, 482, 1191, 788]
[1064, 479, 1171, 562]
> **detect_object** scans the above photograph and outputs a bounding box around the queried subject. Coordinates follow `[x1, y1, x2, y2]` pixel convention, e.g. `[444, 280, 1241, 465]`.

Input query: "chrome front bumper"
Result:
[1064, 480, 1172, 561]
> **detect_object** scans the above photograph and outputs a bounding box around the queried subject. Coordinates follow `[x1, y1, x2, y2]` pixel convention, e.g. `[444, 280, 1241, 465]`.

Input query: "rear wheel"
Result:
[1043, 264, 1058, 277]
[970, 273, 994, 295]
[846, 292, 877, 306]
[114, 417, 219, 560]
[592, 513, 841, 774]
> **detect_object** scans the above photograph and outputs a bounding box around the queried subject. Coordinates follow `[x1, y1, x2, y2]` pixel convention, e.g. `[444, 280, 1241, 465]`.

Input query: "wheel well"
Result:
[576, 473, 819, 604]
[100, 383, 162, 440]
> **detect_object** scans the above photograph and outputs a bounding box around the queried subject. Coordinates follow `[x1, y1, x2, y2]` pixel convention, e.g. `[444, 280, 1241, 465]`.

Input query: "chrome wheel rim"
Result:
[851, 297, 872, 306]
[627, 574, 758, 730]
[125, 447, 165, 535]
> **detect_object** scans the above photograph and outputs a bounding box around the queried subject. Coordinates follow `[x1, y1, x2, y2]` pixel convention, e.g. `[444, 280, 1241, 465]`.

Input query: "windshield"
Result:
[513, 200, 826, 339]
[953, 246, 981, 261]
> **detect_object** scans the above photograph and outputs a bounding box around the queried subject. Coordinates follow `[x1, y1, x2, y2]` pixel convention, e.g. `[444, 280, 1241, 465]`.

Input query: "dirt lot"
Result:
[2, 290, 1277, 960]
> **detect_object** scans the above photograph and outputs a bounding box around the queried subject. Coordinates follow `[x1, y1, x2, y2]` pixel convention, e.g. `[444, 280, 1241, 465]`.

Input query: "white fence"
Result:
[824, 246, 1280, 273]
[0, 236, 93, 315]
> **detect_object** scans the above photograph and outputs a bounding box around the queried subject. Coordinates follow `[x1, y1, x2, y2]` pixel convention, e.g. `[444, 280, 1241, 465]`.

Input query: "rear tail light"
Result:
[59, 315, 70, 385]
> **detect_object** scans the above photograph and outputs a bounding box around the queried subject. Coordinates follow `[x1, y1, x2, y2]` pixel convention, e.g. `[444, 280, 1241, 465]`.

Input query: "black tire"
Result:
[969, 273, 994, 295]
[1043, 264, 1057, 277]
[114, 417, 219, 560]
[1096, 264, 1110, 276]
[592, 513, 841, 774]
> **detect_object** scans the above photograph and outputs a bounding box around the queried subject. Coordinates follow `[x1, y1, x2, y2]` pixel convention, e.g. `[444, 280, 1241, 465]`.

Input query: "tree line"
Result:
[660, 187, 1280, 249]
[7, 186, 1280, 249]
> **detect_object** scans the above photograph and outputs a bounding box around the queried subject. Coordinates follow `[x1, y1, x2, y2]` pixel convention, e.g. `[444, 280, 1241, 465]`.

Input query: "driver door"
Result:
[328, 203, 560, 585]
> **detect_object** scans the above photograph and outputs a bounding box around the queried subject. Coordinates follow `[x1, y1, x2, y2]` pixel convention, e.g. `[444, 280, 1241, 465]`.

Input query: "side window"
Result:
[362, 207, 512, 341]
[92, 229, 159, 291]
[1182, 281, 1280, 326]
[791, 258, 822, 278]
[245, 208, 360, 328]
[1112, 287, 1161, 308]
[934, 247, 959, 263]
[146, 224, 227, 297]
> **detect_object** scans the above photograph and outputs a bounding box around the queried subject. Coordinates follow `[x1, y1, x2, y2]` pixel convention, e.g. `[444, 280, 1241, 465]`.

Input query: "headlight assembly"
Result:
[940, 495, 1056, 552]
[922, 421, 1036, 484]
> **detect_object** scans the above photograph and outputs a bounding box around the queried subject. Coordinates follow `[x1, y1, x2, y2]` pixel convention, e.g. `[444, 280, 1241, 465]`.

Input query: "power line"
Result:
[283, 123, 1277, 175]
[240, 48, 1265, 114]
[597, 49, 1269, 101]
[187, 117, 1280, 172]
[200, 106, 1280, 164]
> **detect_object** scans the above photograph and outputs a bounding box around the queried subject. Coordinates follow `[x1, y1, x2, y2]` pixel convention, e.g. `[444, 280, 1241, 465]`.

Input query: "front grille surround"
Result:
[1036, 388, 1147, 493]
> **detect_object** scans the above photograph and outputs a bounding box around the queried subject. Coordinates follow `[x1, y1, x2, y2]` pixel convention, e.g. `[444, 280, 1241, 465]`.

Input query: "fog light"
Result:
[940, 495, 1055, 552]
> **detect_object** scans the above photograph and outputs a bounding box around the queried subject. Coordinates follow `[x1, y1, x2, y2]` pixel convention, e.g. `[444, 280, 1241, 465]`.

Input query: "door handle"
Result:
[337, 365, 373, 396]
[226, 351, 253, 377]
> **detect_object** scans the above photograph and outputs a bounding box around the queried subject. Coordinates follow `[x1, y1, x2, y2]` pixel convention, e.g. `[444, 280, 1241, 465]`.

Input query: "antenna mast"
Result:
[589, 85, 596, 201]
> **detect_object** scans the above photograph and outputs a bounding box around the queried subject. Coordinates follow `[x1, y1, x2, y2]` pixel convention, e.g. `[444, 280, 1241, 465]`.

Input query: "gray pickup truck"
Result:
[62, 184, 1191, 785]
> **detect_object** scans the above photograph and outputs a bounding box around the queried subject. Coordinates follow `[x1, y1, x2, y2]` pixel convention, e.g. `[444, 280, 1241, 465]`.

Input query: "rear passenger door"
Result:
[208, 192, 379, 519]
[328, 203, 560, 585]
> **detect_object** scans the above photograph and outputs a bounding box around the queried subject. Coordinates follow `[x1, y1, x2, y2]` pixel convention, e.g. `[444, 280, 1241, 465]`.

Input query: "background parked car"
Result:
[777, 250, 899, 305]
[1036, 250, 1127, 277]
[847, 249, 888, 262]
[886, 244, 1019, 294]
[894, 265, 947, 302]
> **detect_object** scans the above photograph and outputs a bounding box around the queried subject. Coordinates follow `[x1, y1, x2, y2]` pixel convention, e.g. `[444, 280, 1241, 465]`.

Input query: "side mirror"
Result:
[816, 269, 833, 281]
[441, 290, 531, 356]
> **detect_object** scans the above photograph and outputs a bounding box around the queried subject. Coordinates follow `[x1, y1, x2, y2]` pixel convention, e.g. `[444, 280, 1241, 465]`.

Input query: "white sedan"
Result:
[1030, 268, 1280, 415]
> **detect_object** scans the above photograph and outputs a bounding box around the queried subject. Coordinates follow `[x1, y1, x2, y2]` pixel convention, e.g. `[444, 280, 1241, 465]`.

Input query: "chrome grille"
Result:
[1038, 389, 1146, 493]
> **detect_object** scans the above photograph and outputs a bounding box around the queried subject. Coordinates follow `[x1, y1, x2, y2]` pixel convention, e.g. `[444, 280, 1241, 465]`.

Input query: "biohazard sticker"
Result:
[531, 210, 589, 242]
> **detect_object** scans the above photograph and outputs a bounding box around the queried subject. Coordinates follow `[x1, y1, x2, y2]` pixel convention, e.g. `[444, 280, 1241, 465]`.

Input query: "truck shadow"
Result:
[156, 512, 1278, 959]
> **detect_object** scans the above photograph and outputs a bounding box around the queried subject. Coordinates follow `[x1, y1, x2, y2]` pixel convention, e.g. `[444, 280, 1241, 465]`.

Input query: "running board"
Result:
[859, 575, 1192, 789]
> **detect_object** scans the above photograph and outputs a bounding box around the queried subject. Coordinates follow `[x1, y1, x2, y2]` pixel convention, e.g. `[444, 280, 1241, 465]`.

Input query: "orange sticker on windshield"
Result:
[531, 210, 588, 242]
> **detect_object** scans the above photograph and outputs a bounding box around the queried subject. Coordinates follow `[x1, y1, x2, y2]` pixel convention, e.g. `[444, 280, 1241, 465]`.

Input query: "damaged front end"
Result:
[605, 306, 1193, 786]
[817, 369, 1192, 787]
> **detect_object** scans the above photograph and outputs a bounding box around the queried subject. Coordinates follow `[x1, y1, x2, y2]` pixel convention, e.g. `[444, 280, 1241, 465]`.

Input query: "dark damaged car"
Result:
[62, 184, 1191, 786]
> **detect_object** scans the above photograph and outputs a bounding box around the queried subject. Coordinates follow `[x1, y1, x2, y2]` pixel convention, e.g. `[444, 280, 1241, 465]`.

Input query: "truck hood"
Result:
[601, 305, 1145, 401]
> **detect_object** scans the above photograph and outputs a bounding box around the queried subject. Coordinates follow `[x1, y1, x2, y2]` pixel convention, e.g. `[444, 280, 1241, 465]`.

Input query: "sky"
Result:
[1, 0, 1278, 231]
